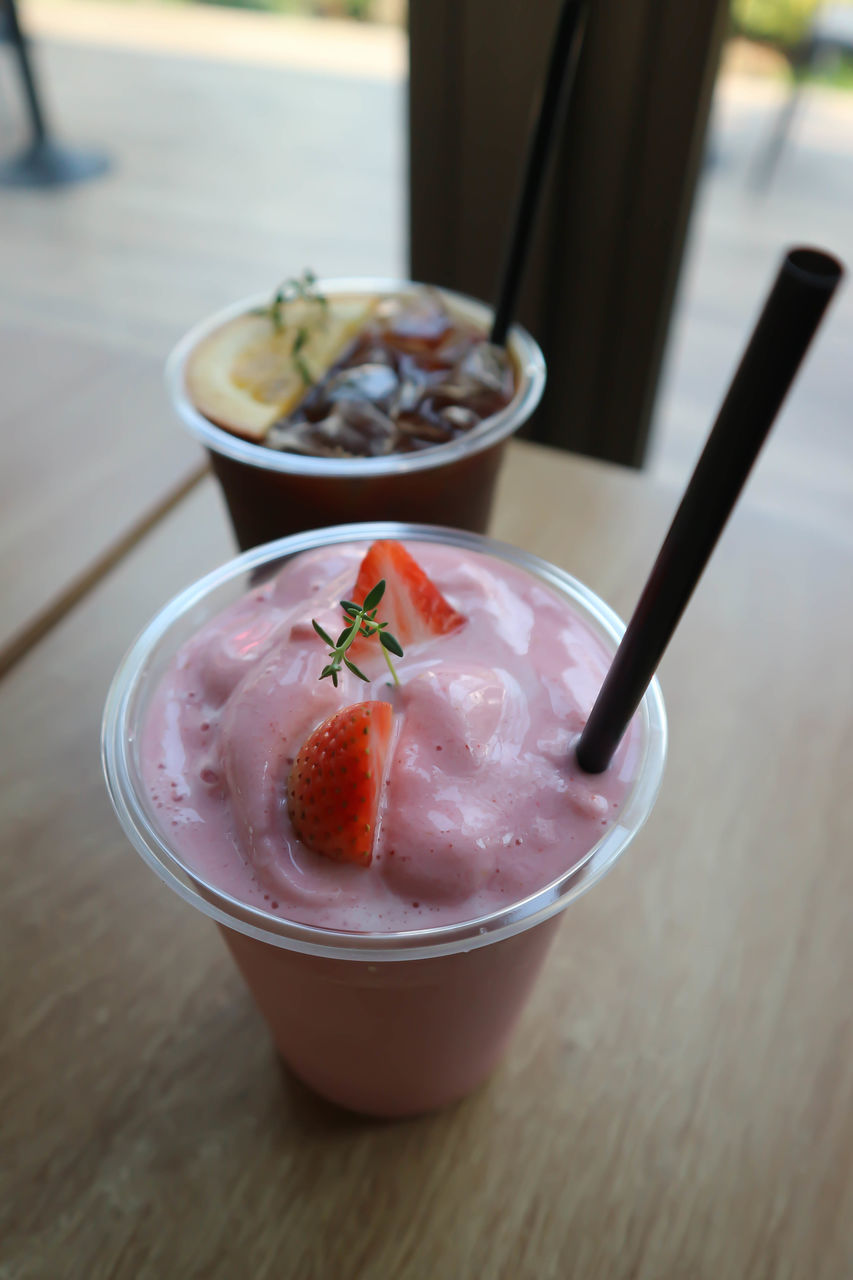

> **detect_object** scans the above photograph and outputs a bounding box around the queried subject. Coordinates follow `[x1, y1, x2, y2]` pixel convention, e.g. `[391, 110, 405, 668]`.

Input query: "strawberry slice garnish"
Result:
[350, 540, 464, 653]
[287, 701, 393, 865]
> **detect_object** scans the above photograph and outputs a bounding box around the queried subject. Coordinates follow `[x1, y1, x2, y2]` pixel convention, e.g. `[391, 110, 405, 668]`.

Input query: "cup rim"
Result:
[102, 523, 667, 963]
[165, 278, 547, 476]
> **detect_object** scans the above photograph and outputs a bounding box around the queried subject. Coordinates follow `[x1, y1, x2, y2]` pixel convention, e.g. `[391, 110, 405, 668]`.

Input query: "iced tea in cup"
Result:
[102, 523, 665, 1117]
[166, 279, 546, 550]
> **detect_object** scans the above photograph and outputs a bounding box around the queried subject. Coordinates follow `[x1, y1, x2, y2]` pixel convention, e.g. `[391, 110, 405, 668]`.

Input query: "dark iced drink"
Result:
[167, 278, 546, 550]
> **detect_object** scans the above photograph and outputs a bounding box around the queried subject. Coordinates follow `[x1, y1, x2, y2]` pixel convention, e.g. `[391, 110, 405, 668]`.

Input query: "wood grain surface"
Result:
[0, 37, 404, 360]
[1, 444, 851, 1279]
[0, 318, 206, 674]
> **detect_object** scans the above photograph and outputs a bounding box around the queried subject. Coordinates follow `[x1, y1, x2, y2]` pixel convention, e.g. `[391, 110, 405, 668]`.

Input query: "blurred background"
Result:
[2, 0, 851, 541]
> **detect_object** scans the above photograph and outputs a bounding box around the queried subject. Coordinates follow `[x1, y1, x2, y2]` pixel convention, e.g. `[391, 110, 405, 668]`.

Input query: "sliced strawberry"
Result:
[350, 540, 465, 657]
[287, 701, 393, 866]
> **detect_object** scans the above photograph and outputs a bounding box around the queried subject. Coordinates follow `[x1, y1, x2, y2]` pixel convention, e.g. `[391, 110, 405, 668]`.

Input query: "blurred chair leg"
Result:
[748, 41, 811, 192]
[748, 79, 802, 190]
[0, 0, 111, 188]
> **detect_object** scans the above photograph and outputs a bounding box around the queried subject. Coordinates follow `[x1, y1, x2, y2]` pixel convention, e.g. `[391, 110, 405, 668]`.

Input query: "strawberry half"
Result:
[350, 540, 465, 655]
[287, 701, 393, 866]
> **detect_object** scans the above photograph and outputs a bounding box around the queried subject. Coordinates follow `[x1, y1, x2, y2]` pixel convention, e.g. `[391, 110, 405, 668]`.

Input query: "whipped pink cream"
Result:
[142, 542, 641, 932]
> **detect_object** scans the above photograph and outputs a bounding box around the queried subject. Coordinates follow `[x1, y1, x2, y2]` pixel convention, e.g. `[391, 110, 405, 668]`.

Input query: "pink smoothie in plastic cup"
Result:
[102, 523, 666, 1116]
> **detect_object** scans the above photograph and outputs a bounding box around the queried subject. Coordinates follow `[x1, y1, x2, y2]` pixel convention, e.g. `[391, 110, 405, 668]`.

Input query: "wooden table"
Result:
[0, 318, 206, 675]
[2, 442, 851, 1279]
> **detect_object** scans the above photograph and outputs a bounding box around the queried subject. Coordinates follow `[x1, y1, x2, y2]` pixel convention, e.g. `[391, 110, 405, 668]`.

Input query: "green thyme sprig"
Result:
[253, 269, 328, 331]
[292, 325, 312, 388]
[251, 269, 328, 385]
[312, 581, 404, 687]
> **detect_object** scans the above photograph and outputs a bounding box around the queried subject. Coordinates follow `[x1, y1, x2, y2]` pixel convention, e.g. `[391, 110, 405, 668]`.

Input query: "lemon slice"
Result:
[185, 293, 378, 442]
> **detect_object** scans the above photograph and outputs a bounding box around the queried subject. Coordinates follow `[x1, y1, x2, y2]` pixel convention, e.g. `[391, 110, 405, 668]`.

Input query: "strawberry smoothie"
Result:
[103, 525, 666, 1116]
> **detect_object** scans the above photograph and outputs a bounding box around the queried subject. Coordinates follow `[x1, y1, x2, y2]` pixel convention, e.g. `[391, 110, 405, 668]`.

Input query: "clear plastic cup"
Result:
[102, 523, 666, 1117]
[166, 280, 546, 550]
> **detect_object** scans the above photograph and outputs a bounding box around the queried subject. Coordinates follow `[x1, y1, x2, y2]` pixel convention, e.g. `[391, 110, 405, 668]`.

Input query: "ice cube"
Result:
[457, 342, 514, 396]
[383, 289, 452, 351]
[397, 408, 456, 447]
[265, 418, 333, 455]
[267, 400, 402, 458]
[425, 378, 490, 411]
[441, 405, 479, 433]
[335, 400, 402, 455]
[427, 366, 512, 421]
[324, 363, 399, 410]
[348, 340, 398, 369]
[391, 376, 427, 416]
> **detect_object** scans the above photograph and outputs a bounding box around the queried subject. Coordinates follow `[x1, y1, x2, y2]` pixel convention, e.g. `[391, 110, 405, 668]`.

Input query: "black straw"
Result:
[575, 247, 844, 774]
[490, 0, 589, 347]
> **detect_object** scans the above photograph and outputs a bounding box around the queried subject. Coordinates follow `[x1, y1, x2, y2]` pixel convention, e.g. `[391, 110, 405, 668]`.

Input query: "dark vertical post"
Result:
[408, 0, 728, 467]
